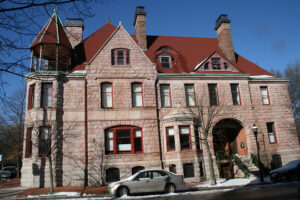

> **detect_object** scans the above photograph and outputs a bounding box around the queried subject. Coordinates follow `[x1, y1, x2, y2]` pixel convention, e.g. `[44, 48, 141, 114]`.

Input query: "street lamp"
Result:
[252, 124, 264, 182]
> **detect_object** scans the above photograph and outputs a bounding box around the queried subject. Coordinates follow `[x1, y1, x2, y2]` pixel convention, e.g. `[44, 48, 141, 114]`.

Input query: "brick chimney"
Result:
[134, 6, 147, 50]
[65, 18, 84, 47]
[215, 14, 236, 63]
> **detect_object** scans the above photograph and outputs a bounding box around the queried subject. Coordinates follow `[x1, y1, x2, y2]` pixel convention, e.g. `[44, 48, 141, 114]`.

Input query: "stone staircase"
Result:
[234, 155, 259, 178]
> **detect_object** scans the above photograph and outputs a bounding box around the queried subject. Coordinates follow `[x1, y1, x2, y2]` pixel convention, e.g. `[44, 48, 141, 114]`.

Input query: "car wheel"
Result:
[117, 186, 129, 197]
[165, 183, 176, 193]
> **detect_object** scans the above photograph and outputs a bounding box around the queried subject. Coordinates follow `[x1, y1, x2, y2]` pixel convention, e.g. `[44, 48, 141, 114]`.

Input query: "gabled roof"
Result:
[71, 23, 117, 71]
[71, 23, 273, 76]
[30, 8, 72, 49]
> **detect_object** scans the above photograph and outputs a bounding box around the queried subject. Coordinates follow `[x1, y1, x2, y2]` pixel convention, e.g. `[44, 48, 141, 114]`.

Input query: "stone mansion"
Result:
[21, 6, 300, 187]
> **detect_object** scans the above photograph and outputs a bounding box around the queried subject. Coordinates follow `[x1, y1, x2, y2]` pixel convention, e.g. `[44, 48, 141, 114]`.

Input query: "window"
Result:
[28, 84, 35, 109]
[224, 62, 229, 70]
[166, 127, 175, 151]
[185, 84, 195, 107]
[101, 83, 112, 108]
[132, 166, 145, 175]
[204, 62, 209, 70]
[212, 58, 221, 70]
[105, 126, 143, 154]
[230, 84, 241, 105]
[267, 122, 277, 144]
[260, 86, 270, 105]
[160, 84, 171, 107]
[111, 49, 130, 65]
[106, 168, 120, 183]
[160, 56, 171, 68]
[39, 127, 50, 157]
[208, 84, 218, 106]
[41, 83, 52, 107]
[183, 163, 194, 178]
[25, 128, 33, 158]
[179, 126, 191, 150]
[169, 164, 176, 174]
[132, 83, 143, 107]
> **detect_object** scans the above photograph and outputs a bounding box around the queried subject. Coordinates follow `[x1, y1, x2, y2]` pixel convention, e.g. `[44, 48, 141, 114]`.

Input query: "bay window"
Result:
[41, 83, 52, 107]
[132, 83, 143, 107]
[25, 128, 33, 158]
[39, 126, 51, 157]
[105, 126, 143, 154]
[28, 84, 35, 109]
[166, 127, 175, 151]
[179, 126, 191, 150]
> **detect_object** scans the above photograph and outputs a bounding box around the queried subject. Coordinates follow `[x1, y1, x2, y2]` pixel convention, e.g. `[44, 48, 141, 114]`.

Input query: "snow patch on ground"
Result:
[197, 177, 271, 187]
[27, 191, 80, 198]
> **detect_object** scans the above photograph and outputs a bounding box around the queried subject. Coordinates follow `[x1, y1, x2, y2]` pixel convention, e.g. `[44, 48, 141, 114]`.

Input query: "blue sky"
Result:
[4, 0, 300, 95]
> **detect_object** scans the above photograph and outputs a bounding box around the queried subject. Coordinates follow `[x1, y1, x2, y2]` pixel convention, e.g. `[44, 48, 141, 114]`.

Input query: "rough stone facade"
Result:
[21, 10, 300, 188]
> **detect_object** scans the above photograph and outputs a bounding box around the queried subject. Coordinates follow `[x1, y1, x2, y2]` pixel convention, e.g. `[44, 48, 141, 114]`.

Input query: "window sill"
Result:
[112, 65, 132, 68]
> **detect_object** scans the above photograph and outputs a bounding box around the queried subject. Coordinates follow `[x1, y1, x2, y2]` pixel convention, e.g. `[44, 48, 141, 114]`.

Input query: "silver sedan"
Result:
[108, 169, 187, 197]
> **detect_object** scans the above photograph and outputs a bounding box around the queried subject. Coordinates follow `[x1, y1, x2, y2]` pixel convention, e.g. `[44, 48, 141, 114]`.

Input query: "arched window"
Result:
[169, 164, 176, 174]
[106, 168, 120, 183]
[111, 48, 130, 65]
[132, 166, 145, 175]
[105, 126, 143, 154]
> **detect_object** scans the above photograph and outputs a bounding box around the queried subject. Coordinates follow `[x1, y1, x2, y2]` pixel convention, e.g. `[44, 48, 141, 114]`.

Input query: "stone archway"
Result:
[212, 118, 248, 178]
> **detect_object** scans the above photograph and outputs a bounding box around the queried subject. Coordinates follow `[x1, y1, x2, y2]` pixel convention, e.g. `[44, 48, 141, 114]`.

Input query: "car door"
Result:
[149, 171, 168, 192]
[128, 171, 152, 193]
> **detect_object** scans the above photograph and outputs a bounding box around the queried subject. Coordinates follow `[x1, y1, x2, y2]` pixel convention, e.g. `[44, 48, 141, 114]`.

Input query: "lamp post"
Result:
[252, 124, 264, 182]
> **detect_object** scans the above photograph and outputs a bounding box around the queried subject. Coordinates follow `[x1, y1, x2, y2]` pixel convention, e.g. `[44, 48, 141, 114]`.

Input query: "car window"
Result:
[136, 171, 151, 180]
[153, 171, 167, 179]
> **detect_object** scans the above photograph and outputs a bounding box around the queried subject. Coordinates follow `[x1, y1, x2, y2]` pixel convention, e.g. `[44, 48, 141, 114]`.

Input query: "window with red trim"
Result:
[185, 84, 195, 107]
[25, 128, 33, 158]
[41, 83, 52, 108]
[28, 84, 35, 109]
[160, 84, 171, 107]
[101, 83, 113, 108]
[230, 84, 241, 105]
[39, 126, 51, 157]
[179, 126, 191, 150]
[111, 49, 130, 65]
[166, 127, 175, 151]
[105, 126, 143, 154]
[260, 86, 270, 105]
[267, 122, 277, 144]
[132, 83, 143, 107]
[208, 84, 218, 106]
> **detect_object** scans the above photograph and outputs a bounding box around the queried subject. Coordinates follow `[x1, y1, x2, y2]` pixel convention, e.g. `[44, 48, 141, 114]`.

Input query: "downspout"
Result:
[155, 78, 164, 169]
[84, 77, 88, 187]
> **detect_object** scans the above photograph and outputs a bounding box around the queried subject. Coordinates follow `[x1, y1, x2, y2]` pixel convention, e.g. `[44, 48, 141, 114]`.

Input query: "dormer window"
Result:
[204, 62, 209, 70]
[160, 55, 172, 68]
[212, 58, 221, 70]
[111, 48, 130, 65]
[224, 62, 229, 70]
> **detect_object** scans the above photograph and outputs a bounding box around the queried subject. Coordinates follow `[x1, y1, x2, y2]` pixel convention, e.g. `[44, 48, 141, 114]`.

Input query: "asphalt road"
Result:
[0, 186, 27, 199]
[146, 183, 300, 200]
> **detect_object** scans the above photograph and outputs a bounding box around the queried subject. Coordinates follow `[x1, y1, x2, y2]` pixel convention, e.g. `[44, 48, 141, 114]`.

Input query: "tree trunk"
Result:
[204, 139, 217, 185]
[48, 155, 54, 194]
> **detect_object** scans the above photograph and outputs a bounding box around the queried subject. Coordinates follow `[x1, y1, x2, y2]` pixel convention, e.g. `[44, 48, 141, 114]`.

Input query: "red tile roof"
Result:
[30, 10, 72, 49]
[71, 24, 273, 76]
[71, 23, 116, 71]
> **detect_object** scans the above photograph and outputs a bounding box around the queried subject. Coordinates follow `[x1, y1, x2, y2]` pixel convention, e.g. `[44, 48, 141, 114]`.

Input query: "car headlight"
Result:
[110, 183, 119, 189]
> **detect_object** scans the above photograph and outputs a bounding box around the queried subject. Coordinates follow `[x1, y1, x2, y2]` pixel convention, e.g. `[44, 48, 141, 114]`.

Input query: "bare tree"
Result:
[27, 110, 78, 193]
[0, 86, 26, 177]
[284, 61, 300, 139]
[182, 94, 232, 185]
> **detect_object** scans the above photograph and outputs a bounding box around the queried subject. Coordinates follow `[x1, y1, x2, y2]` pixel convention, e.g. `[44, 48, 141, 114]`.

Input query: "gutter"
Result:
[84, 77, 88, 187]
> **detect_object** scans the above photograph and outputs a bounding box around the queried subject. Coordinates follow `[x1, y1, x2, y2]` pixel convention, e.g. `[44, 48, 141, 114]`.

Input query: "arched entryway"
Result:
[212, 118, 248, 179]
